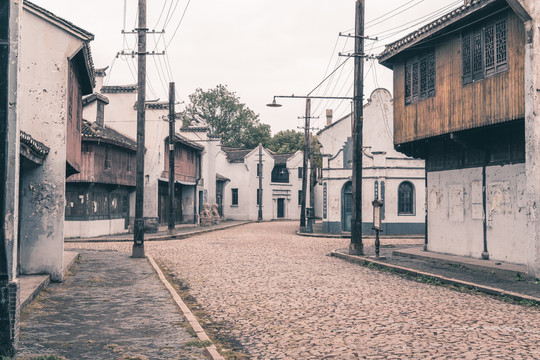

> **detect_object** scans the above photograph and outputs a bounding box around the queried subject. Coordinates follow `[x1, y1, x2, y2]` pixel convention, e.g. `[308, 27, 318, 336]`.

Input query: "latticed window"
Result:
[398, 182, 414, 215]
[404, 51, 435, 105]
[231, 188, 238, 205]
[462, 17, 507, 84]
[104, 146, 111, 169]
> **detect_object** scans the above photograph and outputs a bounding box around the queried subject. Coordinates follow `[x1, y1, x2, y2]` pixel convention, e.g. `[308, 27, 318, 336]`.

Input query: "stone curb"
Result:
[297, 231, 425, 239]
[331, 250, 540, 305]
[147, 256, 225, 360]
[65, 221, 253, 243]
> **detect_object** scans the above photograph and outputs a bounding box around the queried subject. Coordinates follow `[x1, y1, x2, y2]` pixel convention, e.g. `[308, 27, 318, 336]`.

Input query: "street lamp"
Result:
[267, 94, 353, 234]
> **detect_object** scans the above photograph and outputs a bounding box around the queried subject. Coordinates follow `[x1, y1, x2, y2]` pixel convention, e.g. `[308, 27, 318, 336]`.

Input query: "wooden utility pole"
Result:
[308, 131, 315, 233]
[257, 143, 263, 222]
[349, 0, 365, 255]
[168, 82, 175, 231]
[300, 98, 311, 232]
[132, 0, 147, 258]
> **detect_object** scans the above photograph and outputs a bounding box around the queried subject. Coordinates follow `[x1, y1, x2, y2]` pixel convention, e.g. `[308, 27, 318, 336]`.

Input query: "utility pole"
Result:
[299, 98, 310, 233]
[308, 131, 315, 233]
[132, 0, 147, 258]
[349, 0, 365, 255]
[168, 82, 175, 231]
[257, 143, 263, 222]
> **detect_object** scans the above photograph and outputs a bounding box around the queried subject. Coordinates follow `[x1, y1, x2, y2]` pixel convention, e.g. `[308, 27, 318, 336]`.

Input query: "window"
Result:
[405, 51, 435, 104]
[104, 146, 111, 169]
[271, 165, 289, 183]
[256, 189, 262, 205]
[127, 153, 132, 171]
[398, 182, 414, 215]
[298, 167, 303, 179]
[462, 18, 507, 85]
[298, 190, 303, 206]
[231, 188, 238, 205]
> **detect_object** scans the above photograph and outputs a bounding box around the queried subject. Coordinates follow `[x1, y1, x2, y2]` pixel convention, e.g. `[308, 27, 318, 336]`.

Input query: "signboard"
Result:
[372, 200, 383, 231]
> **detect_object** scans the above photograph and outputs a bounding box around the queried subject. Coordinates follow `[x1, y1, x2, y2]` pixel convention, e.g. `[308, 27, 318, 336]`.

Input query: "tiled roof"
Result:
[216, 173, 230, 182]
[221, 147, 252, 163]
[95, 67, 108, 77]
[379, 0, 496, 63]
[20, 131, 49, 159]
[24, 1, 94, 41]
[82, 119, 137, 151]
[272, 153, 295, 165]
[101, 84, 137, 94]
[174, 133, 204, 151]
[82, 92, 109, 106]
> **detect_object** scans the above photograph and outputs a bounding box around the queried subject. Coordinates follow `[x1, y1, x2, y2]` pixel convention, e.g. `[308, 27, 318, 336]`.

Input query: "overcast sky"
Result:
[30, 0, 462, 134]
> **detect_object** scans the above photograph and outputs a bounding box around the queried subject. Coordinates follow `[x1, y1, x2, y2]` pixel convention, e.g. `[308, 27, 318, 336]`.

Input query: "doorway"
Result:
[277, 198, 285, 218]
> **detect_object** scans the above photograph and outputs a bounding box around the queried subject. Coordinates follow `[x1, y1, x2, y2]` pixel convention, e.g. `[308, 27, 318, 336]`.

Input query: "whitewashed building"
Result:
[79, 71, 202, 232]
[217, 146, 307, 221]
[317, 88, 425, 235]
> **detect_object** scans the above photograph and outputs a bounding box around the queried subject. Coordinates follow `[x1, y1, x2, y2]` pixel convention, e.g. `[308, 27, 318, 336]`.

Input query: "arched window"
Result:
[398, 181, 414, 215]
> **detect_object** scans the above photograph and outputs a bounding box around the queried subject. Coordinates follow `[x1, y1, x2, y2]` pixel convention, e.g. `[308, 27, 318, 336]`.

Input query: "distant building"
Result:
[217, 146, 307, 221]
[64, 116, 137, 238]
[379, 0, 539, 276]
[317, 89, 425, 235]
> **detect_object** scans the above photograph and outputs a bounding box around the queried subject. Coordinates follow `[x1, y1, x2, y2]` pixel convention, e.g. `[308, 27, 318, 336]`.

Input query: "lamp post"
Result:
[267, 95, 352, 233]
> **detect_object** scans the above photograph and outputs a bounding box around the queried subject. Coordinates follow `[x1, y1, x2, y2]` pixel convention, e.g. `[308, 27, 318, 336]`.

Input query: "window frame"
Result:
[104, 146, 112, 170]
[398, 181, 415, 216]
[404, 51, 436, 105]
[231, 188, 239, 206]
[462, 16, 507, 85]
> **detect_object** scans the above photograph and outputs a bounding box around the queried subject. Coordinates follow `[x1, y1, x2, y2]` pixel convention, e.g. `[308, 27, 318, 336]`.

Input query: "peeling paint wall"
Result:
[428, 168, 484, 258]
[17, 9, 88, 281]
[428, 164, 528, 265]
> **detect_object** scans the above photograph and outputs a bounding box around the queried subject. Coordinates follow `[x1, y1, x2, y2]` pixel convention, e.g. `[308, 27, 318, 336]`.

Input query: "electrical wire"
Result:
[165, 0, 192, 49]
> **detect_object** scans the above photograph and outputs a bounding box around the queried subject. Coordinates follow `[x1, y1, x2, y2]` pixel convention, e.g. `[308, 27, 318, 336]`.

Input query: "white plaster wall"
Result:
[143, 107, 169, 219]
[220, 159, 252, 220]
[486, 164, 528, 264]
[182, 186, 195, 221]
[64, 219, 126, 238]
[96, 92, 137, 139]
[427, 168, 484, 258]
[18, 9, 87, 280]
[83, 99, 98, 123]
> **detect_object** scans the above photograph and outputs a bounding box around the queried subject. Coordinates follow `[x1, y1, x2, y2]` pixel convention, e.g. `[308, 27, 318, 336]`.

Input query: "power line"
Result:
[165, 0, 192, 49]
[366, 0, 424, 28]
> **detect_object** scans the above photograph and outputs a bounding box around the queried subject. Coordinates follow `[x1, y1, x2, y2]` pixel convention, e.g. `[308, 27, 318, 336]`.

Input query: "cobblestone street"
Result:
[68, 222, 540, 359]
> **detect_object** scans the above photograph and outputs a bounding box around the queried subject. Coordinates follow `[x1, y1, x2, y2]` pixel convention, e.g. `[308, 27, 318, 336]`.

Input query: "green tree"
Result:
[184, 84, 271, 148]
[267, 130, 304, 154]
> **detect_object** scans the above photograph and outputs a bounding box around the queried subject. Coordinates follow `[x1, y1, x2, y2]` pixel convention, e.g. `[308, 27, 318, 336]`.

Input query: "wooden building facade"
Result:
[158, 134, 203, 225]
[379, 0, 531, 267]
[65, 119, 136, 238]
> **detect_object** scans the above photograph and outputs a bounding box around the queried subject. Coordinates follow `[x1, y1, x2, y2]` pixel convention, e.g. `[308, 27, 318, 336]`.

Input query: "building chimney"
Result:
[326, 109, 333, 127]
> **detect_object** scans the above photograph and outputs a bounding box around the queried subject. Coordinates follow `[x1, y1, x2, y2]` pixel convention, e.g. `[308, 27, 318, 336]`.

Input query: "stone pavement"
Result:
[65, 220, 250, 243]
[16, 250, 209, 360]
[68, 221, 540, 359]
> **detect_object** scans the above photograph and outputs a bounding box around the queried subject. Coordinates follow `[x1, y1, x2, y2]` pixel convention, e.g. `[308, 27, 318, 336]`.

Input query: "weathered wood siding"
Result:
[68, 143, 136, 186]
[66, 61, 82, 172]
[163, 140, 198, 184]
[393, 11, 525, 145]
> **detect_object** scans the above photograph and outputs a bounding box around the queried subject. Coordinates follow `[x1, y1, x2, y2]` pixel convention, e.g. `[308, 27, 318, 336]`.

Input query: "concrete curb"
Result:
[65, 221, 252, 243]
[19, 275, 50, 312]
[148, 256, 225, 360]
[297, 231, 425, 239]
[331, 250, 540, 305]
